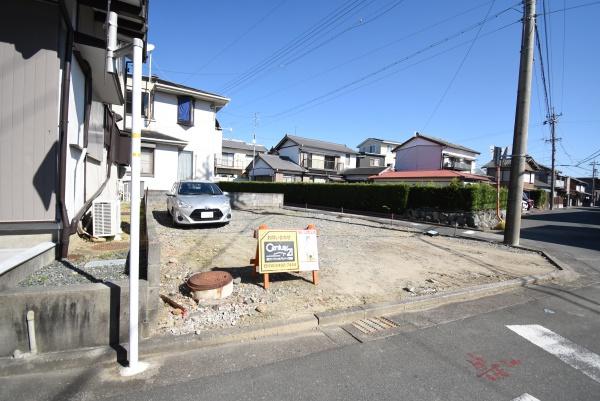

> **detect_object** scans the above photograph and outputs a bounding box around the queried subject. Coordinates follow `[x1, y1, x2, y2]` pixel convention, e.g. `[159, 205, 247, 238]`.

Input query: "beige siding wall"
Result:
[0, 1, 61, 222]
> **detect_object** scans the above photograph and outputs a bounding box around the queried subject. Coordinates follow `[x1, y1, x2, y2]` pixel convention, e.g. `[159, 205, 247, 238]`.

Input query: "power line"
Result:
[219, 0, 375, 93]
[260, 19, 522, 125]
[232, 0, 507, 111]
[263, 7, 520, 120]
[421, 0, 497, 131]
[180, 0, 288, 84]
[276, 0, 408, 68]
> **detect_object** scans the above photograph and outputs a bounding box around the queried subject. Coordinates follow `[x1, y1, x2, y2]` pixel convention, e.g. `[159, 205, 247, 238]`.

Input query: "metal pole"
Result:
[122, 37, 148, 376]
[591, 161, 597, 206]
[504, 0, 536, 246]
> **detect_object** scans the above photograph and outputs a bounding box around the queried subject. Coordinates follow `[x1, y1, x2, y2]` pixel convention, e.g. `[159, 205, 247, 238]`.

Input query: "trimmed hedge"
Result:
[529, 189, 548, 209]
[219, 182, 409, 213]
[218, 181, 507, 213]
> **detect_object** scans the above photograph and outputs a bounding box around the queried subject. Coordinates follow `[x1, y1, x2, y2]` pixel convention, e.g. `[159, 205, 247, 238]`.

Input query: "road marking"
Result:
[463, 230, 475, 235]
[507, 324, 600, 383]
[511, 393, 541, 401]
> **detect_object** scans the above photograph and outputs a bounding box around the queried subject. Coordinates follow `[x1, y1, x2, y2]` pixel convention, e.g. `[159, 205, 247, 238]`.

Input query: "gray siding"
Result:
[0, 1, 61, 222]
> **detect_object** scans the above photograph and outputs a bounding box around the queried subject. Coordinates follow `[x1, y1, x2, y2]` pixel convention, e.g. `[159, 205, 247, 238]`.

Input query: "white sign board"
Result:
[297, 229, 319, 272]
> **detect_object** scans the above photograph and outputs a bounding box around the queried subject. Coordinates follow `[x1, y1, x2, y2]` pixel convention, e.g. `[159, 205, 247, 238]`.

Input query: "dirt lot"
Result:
[149, 202, 556, 336]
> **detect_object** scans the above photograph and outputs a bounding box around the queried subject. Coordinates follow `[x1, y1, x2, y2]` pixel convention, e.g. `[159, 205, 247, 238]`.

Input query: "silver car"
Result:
[166, 180, 232, 226]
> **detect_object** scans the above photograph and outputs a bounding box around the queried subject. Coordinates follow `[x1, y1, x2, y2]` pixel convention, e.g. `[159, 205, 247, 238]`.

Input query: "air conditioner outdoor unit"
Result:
[92, 200, 119, 237]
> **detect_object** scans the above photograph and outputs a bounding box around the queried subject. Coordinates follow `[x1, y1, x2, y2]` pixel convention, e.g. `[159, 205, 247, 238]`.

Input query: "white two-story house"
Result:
[264, 134, 357, 182]
[392, 132, 479, 173]
[357, 138, 400, 167]
[116, 76, 229, 191]
[215, 139, 267, 181]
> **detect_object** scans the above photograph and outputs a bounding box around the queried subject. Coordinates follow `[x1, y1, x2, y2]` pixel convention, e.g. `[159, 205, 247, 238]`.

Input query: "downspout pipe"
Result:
[58, 23, 74, 259]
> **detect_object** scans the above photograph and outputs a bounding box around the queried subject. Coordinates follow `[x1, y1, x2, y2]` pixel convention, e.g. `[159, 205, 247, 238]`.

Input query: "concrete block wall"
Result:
[142, 191, 161, 337]
[0, 280, 148, 356]
[229, 192, 283, 210]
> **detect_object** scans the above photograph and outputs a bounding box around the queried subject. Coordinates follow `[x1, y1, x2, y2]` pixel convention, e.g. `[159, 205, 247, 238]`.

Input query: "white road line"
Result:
[463, 230, 475, 235]
[511, 394, 541, 401]
[507, 324, 600, 383]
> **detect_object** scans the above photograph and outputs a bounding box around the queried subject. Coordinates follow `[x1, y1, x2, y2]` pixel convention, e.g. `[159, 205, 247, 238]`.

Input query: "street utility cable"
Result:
[261, 18, 522, 124]
[233, 0, 507, 111]
[219, 0, 374, 93]
[421, 0, 497, 131]
[263, 6, 519, 120]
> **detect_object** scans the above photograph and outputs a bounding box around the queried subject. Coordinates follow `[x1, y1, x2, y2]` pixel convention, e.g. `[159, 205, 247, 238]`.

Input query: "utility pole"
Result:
[504, 0, 536, 246]
[251, 112, 259, 181]
[544, 108, 561, 210]
[591, 160, 598, 206]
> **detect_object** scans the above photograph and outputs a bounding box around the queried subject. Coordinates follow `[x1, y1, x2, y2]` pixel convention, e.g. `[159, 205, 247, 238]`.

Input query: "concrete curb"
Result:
[315, 269, 569, 327]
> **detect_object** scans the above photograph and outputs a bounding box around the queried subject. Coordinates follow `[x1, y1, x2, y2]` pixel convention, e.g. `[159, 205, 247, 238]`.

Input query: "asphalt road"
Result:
[1, 207, 598, 401]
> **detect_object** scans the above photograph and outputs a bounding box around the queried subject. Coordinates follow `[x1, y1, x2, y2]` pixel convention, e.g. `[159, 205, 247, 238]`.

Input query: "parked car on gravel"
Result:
[166, 180, 231, 226]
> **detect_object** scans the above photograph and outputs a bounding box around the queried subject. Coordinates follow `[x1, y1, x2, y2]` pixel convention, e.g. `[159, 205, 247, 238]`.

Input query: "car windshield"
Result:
[178, 182, 223, 196]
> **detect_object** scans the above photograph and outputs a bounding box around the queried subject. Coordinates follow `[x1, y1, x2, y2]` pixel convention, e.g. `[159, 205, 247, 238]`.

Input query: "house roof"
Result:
[342, 166, 388, 176]
[356, 137, 402, 148]
[147, 76, 230, 109]
[254, 154, 307, 173]
[369, 170, 491, 181]
[392, 132, 480, 154]
[222, 139, 267, 153]
[481, 155, 541, 171]
[275, 134, 357, 154]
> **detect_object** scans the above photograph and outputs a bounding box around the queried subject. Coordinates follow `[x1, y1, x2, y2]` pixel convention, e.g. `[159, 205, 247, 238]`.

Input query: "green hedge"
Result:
[529, 189, 548, 208]
[218, 181, 508, 213]
[218, 182, 409, 213]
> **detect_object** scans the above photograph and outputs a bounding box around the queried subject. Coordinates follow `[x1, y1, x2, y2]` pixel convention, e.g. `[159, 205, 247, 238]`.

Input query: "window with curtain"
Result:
[177, 96, 193, 126]
[141, 147, 154, 176]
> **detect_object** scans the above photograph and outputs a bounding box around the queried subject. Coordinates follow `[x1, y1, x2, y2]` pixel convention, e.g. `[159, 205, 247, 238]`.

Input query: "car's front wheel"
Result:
[171, 210, 179, 227]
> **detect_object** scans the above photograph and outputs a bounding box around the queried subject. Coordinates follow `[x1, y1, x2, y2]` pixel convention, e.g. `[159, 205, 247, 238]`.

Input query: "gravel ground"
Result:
[150, 203, 557, 337]
[18, 259, 128, 287]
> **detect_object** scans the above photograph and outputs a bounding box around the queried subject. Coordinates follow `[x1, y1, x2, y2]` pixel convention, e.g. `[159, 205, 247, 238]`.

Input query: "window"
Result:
[141, 147, 154, 176]
[178, 182, 222, 195]
[370, 158, 381, 167]
[177, 96, 194, 126]
[125, 90, 150, 118]
[221, 152, 234, 167]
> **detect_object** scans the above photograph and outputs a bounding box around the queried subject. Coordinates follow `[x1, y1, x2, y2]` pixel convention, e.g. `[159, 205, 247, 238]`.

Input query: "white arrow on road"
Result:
[507, 324, 600, 384]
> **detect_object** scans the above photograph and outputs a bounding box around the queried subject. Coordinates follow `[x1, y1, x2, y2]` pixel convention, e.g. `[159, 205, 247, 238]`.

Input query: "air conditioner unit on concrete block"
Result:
[92, 200, 119, 237]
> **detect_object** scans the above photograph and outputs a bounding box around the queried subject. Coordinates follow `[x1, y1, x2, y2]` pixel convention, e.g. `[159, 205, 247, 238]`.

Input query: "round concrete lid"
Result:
[187, 271, 233, 291]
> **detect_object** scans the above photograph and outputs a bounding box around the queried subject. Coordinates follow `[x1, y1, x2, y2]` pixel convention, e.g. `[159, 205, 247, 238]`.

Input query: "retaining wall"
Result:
[0, 194, 160, 357]
[228, 192, 283, 210]
[404, 208, 506, 230]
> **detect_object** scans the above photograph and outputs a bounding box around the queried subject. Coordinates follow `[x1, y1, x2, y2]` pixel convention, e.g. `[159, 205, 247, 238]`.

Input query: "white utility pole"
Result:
[504, 0, 536, 246]
[106, 11, 149, 377]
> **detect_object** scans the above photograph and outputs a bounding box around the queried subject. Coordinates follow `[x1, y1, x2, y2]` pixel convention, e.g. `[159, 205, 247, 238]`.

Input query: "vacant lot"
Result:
[148, 202, 556, 336]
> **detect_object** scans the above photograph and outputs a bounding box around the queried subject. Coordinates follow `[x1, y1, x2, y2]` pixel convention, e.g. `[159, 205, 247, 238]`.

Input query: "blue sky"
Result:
[148, 0, 600, 177]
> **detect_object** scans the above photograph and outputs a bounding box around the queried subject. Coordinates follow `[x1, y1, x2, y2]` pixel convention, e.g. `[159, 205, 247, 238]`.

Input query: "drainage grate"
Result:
[351, 317, 399, 335]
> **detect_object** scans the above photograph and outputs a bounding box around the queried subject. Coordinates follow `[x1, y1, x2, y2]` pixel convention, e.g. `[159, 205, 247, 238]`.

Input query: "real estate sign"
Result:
[257, 229, 319, 274]
[258, 230, 299, 273]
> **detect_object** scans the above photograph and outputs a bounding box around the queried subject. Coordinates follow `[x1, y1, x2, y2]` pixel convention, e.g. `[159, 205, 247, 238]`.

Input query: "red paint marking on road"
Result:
[467, 353, 521, 381]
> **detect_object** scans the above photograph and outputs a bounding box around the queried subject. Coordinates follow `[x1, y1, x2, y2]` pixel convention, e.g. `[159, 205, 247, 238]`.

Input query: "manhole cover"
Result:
[351, 317, 399, 335]
[187, 271, 233, 291]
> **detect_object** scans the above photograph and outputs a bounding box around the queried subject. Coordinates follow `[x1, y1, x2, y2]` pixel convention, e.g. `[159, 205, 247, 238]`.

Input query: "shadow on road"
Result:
[524, 207, 600, 224]
[520, 224, 600, 252]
